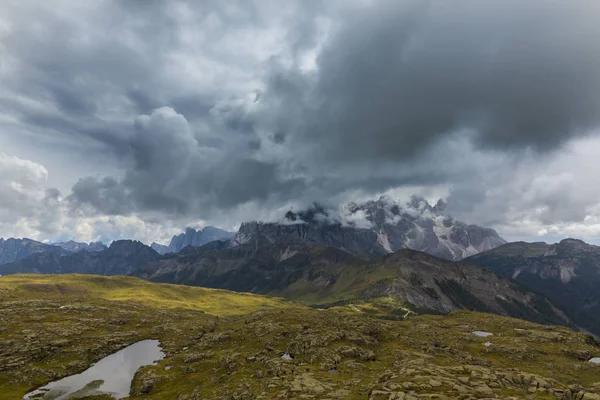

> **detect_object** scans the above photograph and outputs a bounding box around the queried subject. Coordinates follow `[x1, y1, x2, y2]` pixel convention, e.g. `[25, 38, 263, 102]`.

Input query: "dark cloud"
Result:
[70, 176, 133, 216]
[0, 1, 283, 153]
[257, 0, 600, 168]
[68, 108, 306, 217]
[61, 0, 600, 222]
[3, 0, 600, 243]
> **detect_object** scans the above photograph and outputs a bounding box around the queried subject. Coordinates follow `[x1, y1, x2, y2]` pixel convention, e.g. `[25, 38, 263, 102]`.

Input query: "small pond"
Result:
[24, 339, 164, 400]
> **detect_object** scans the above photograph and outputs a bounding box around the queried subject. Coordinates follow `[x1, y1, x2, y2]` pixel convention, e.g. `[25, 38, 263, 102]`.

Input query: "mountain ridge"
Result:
[0, 237, 106, 266]
[465, 238, 600, 336]
[136, 236, 573, 330]
[232, 196, 506, 261]
[1, 233, 593, 334]
[0, 240, 160, 276]
[151, 226, 234, 254]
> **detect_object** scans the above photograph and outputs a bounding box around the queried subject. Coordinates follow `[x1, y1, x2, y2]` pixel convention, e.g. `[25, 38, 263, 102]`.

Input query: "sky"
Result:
[1, 0, 600, 245]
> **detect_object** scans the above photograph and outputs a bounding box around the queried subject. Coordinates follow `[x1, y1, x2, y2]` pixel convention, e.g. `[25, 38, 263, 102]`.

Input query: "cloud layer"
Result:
[1, 0, 600, 244]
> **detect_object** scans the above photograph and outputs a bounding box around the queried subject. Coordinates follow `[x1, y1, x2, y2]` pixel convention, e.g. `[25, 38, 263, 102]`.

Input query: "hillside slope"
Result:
[0, 274, 299, 315]
[2, 274, 600, 399]
[465, 239, 600, 335]
[136, 238, 571, 328]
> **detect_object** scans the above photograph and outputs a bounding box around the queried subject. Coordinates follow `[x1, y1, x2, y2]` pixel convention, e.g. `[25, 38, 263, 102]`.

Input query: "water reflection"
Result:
[24, 340, 164, 400]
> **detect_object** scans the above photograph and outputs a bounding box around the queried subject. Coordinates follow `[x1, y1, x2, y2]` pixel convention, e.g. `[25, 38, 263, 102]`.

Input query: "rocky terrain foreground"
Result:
[2, 275, 600, 400]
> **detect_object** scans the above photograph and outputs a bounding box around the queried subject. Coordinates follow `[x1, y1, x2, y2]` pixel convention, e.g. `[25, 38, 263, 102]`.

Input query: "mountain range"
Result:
[137, 236, 570, 328]
[232, 197, 506, 261]
[0, 233, 573, 332]
[0, 238, 106, 266]
[1, 197, 505, 265]
[151, 226, 234, 254]
[466, 238, 600, 335]
[3, 197, 599, 337]
[0, 240, 159, 276]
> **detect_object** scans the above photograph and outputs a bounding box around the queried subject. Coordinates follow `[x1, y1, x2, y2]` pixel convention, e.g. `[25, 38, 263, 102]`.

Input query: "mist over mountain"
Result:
[3, 2, 600, 398]
[2, 212, 598, 337]
[233, 196, 505, 261]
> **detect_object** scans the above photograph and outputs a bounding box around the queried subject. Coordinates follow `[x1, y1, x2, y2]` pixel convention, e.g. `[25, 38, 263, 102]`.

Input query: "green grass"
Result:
[0, 274, 300, 316]
[2, 274, 600, 399]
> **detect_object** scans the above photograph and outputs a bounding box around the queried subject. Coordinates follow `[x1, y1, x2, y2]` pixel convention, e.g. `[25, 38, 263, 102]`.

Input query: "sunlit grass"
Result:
[0, 274, 301, 316]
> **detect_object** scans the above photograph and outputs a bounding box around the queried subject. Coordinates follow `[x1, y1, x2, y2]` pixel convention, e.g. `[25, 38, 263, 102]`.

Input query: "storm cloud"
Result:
[1, 0, 600, 243]
[255, 0, 600, 164]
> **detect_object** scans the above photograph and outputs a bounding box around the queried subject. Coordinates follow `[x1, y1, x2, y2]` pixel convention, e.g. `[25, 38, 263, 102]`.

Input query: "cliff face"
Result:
[232, 221, 387, 258]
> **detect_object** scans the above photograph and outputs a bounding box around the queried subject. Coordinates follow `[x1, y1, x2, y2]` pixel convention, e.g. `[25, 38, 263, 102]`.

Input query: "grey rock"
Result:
[152, 227, 234, 255]
[232, 196, 505, 261]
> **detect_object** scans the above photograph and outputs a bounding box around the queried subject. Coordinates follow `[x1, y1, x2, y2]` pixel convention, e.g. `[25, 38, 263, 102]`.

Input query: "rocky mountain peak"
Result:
[152, 226, 235, 255]
[233, 196, 505, 261]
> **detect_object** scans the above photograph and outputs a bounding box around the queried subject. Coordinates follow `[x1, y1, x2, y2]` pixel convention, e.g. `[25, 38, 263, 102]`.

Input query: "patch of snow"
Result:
[512, 269, 522, 279]
[483, 342, 492, 347]
[165, 366, 172, 370]
[589, 357, 600, 364]
[472, 331, 493, 337]
[58, 306, 66, 309]
[281, 353, 293, 361]
[377, 231, 393, 253]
